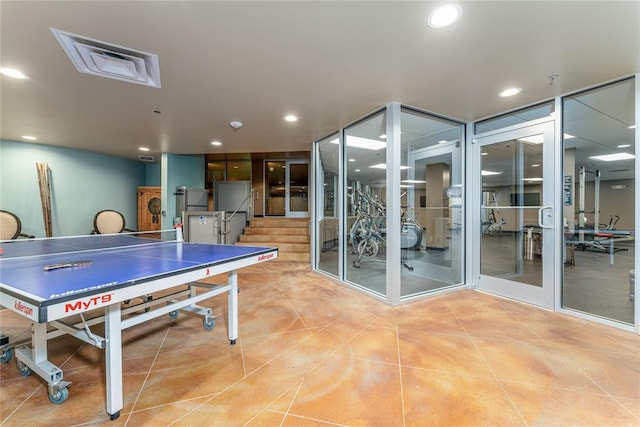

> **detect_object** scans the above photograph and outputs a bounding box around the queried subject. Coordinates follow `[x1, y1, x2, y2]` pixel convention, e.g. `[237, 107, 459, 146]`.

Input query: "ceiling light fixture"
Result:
[402, 180, 427, 184]
[499, 87, 522, 97]
[617, 144, 631, 148]
[589, 153, 635, 162]
[481, 170, 503, 176]
[629, 125, 636, 129]
[369, 163, 411, 170]
[230, 121, 243, 130]
[284, 115, 298, 122]
[330, 136, 386, 151]
[22, 135, 37, 141]
[0, 67, 28, 79]
[138, 147, 150, 152]
[427, 4, 463, 29]
[211, 141, 222, 146]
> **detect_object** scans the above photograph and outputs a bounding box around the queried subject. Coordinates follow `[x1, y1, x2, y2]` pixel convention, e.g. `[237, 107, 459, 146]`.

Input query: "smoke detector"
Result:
[50, 28, 161, 88]
[230, 121, 243, 129]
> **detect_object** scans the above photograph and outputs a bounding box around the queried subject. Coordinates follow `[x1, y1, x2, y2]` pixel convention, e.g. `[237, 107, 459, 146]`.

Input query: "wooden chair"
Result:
[92, 210, 135, 234]
[0, 210, 34, 240]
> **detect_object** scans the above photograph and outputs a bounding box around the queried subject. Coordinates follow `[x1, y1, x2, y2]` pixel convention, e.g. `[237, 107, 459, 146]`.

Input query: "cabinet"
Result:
[137, 186, 162, 232]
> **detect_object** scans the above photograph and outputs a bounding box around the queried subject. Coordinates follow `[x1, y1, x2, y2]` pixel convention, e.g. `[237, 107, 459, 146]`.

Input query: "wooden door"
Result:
[137, 186, 162, 232]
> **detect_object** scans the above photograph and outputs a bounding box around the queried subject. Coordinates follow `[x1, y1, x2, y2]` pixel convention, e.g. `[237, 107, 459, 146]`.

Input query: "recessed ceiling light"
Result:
[211, 141, 222, 146]
[379, 134, 387, 139]
[438, 140, 448, 144]
[563, 133, 575, 139]
[138, 147, 150, 152]
[481, 152, 488, 156]
[330, 136, 386, 151]
[481, 170, 503, 176]
[523, 177, 544, 182]
[427, 4, 463, 29]
[402, 180, 427, 184]
[499, 87, 522, 97]
[617, 144, 631, 148]
[369, 163, 411, 170]
[629, 125, 636, 129]
[589, 153, 635, 162]
[22, 135, 37, 141]
[1, 67, 29, 79]
[531, 163, 540, 167]
[284, 115, 298, 122]
[348, 158, 355, 162]
[354, 169, 361, 172]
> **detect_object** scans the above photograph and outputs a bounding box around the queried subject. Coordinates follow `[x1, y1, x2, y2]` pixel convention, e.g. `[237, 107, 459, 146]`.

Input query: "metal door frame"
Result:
[470, 118, 557, 308]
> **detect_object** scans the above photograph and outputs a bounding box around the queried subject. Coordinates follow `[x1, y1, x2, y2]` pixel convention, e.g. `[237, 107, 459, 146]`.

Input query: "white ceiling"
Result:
[1, 1, 638, 163]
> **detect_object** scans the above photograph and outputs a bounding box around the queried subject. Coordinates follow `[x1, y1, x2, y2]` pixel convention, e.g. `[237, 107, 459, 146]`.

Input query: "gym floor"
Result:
[1, 262, 638, 426]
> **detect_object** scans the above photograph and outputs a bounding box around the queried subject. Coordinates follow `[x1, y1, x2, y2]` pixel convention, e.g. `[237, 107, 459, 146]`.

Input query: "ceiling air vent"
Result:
[138, 155, 155, 162]
[50, 28, 161, 88]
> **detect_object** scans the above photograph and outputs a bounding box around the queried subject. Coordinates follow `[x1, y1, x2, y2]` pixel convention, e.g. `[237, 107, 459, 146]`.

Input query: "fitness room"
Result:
[313, 76, 638, 330]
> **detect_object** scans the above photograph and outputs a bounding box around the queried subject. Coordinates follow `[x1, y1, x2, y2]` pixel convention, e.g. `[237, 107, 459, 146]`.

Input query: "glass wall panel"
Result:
[345, 110, 387, 296]
[562, 78, 635, 325]
[227, 160, 251, 181]
[316, 133, 339, 277]
[475, 102, 554, 134]
[400, 108, 464, 297]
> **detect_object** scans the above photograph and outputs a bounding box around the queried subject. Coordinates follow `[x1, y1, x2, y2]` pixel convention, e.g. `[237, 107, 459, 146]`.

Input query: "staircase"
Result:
[236, 217, 310, 263]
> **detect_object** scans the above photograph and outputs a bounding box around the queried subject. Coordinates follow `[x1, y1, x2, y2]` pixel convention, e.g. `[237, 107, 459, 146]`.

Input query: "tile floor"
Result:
[0, 262, 639, 426]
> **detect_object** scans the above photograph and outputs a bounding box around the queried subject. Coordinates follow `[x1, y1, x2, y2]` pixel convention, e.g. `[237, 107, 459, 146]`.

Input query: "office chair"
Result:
[92, 210, 135, 234]
[0, 210, 35, 240]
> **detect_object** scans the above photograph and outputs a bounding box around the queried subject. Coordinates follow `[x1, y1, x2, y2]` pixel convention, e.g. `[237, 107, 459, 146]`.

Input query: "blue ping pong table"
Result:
[0, 231, 277, 420]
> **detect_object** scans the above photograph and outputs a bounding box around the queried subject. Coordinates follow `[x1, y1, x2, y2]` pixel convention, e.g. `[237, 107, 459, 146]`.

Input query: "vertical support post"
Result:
[32, 322, 48, 364]
[594, 170, 600, 232]
[105, 303, 123, 420]
[228, 270, 239, 344]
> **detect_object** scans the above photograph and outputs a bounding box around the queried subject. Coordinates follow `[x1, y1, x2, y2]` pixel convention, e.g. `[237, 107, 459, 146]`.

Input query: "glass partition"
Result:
[316, 133, 340, 277]
[401, 108, 465, 297]
[562, 77, 635, 325]
[344, 110, 388, 296]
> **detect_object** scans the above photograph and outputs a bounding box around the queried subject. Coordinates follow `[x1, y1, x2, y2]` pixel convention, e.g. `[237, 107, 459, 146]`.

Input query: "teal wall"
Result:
[161, 153, 205, 228]
[0, 140, 145, 237]
[144, 163, 161, 186]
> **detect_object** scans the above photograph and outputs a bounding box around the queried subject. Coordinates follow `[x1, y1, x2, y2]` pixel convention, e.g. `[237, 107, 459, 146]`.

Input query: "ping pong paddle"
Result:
[44, 260, 93, 271]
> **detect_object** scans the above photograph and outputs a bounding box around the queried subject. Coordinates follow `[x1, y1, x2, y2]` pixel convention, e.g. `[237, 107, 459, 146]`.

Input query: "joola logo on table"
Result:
[64, 294, 112, 312]
[257, 253, 274, 261]
[14, 301, 33, 317]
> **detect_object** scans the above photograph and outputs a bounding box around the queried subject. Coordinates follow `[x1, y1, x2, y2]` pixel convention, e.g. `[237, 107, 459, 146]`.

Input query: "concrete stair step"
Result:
[238, 234, 309, 243]
[236, 241, 309, 252]
[244, 227, 309, 235]
[250, 218, 309, 228]
[237, 217, 310, 263]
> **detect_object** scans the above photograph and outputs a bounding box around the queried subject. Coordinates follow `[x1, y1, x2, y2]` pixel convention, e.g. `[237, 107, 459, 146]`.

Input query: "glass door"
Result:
[286, 161, 309, 218]
[473, 120, 556, 308]
[264, 160, 309, 218]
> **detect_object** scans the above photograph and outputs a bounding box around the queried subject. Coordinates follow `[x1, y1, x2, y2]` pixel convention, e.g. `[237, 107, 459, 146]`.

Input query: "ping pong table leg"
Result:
[105, 303, 123, 420]
[228, 270, 238, 345]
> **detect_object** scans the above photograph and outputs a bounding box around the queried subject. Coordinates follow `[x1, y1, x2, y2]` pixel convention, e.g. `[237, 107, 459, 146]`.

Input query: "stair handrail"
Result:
[222, 189, 255, 237]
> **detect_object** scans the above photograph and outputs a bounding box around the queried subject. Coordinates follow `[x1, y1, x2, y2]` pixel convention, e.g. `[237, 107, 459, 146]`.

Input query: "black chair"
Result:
[92, 210, 136, 234]
[0, 210, 35, 240]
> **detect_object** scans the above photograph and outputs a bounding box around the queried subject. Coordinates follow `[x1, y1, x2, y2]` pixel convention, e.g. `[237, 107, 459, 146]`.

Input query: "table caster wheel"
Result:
[0, 348, 12, 363]
[48, 387, 69, 404]
[169, 310, 179, 320]
[17, 359, 32, 377]
[203, 316, 216, 330]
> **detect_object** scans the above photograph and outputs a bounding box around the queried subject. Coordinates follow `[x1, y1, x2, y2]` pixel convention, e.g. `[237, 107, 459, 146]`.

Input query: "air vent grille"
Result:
[138, 155, 155, 162]
[51, 28, 161, 88]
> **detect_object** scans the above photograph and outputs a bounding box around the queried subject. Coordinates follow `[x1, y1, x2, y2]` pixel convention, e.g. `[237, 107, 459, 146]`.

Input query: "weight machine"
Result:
[349, 183, 423, 270]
